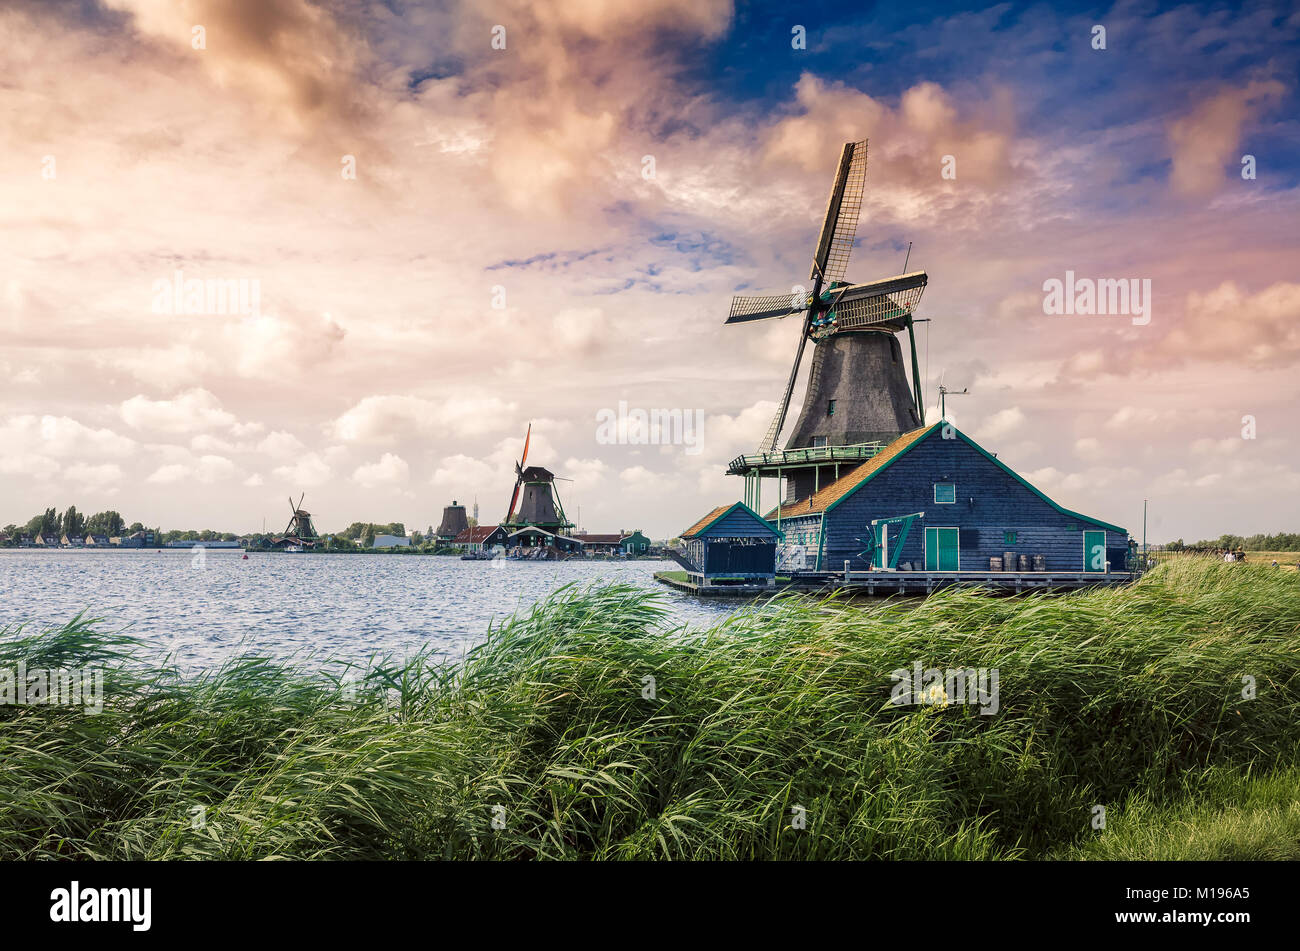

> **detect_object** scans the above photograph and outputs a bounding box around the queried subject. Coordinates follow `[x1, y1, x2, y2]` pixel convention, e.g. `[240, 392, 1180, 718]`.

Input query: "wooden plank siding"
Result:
[770, 426, 1129, 572]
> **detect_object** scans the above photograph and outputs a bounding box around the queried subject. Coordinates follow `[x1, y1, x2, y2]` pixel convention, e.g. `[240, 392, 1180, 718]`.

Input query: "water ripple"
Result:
[0, 551, 735, 671]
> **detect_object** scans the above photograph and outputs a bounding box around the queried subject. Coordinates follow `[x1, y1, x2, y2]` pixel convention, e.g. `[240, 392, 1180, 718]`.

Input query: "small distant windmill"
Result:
[504, 424, 573, 532]
[725, 139, 931, 506]
[283, 493, 318, 540]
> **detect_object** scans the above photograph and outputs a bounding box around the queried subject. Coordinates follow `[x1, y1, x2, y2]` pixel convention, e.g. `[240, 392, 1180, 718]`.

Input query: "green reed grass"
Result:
[0, 559, 1297, 859]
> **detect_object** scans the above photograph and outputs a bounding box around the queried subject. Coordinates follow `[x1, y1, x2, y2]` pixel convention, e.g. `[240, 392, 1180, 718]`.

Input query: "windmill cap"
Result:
[520, 465, 556, 481]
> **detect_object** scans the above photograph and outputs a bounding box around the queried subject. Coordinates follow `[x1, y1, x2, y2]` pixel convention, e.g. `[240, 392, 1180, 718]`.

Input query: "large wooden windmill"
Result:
[725, 139, 930, 507]
[503, 424, 573, 534]
[282, 493, 318, 541]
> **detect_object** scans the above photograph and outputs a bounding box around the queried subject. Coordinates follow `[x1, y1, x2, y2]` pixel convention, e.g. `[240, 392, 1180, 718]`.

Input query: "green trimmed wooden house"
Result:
[767, 421, 1130, 574]
[620, 530, 651, 555]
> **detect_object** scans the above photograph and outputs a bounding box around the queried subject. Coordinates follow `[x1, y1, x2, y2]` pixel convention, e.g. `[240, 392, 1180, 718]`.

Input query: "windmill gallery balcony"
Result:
[727, 441, 887, 512]
[725, 441, 885, 477]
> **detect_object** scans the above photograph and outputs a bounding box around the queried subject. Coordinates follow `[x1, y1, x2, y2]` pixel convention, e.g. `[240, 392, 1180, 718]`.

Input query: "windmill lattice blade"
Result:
[726, 292, 807, 324]
[810, 140, 868, 283]
[520, 423, 531, 469]
[507, 483, 520, 522]
[829, 271, 928, 331]
[758, 314, 813, 453]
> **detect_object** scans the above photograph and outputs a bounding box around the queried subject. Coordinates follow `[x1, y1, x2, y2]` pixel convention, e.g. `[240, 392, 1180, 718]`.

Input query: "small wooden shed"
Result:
[679, 502, 782, 587]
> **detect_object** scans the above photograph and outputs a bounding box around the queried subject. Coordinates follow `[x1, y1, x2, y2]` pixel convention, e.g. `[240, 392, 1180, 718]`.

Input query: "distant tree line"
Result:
[2, 508, 440, 550]
[160, 529, 242, 543]
[1165, 533, 1300, 552]
[3, 508, 143, 542]
[337, 522, 406, 546]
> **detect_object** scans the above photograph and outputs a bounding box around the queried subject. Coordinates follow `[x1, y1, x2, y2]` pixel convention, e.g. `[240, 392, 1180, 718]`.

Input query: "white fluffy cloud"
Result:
[352, 452, 410, 487]
[271, 452, 332, 487]
[120, 389, 241, 434]
[329, 394, 518, 444]
[63, 462, 125, 489]
[146, 454, 238, 485]
[0, 415, 137, 458]
[973, 407, 1026, 442]
[256, 430, 308, 458]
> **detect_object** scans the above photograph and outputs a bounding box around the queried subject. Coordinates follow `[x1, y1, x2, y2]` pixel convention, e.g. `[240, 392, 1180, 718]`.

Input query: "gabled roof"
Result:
[681, 501, 781, 540]
[765, 421, 1127, 535]
[767, 424, 937, 519]
[575, 533, 622, 544]
[681, 505, 730, 539]
[453, 525, 501, 543]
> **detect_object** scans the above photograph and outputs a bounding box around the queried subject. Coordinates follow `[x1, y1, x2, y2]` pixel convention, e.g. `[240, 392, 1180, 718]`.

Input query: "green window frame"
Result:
[934, 483, 956, 504]
[1004, 531, 1017, 544]
[826, 399, 836, 416]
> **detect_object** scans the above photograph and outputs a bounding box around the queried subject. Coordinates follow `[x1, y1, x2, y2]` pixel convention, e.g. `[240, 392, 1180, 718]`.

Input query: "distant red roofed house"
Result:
[453, 525, 507, 552]
[574, 533, 622, 555]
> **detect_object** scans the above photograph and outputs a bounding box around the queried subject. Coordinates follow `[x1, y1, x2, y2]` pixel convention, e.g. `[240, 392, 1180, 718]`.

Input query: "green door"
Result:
[1083, 531, 1106, 571]
[925, 527, 959, 571]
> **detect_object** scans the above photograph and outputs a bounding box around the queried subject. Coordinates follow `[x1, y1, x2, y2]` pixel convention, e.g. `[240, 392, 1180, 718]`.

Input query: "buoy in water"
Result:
[242, 553, 249, 560]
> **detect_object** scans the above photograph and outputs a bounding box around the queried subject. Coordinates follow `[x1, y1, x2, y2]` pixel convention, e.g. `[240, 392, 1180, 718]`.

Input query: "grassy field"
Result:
[1250, 551, 1300, 568]
[1150, 549, 1300, 568]
[1, 559, 1297, 860]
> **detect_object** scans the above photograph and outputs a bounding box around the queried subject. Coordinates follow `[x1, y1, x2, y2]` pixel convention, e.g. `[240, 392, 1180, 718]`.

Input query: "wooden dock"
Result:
[653, 572, 781, 598]
[794, 567, 1137, 595]
[655, 568, 1138, 598]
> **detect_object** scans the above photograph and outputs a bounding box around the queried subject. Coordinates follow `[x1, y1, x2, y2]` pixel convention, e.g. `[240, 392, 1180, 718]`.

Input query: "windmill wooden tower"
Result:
[724, 139, 930, 507]
[436, 500, 469, 542]
[503, 424, 573, 535]
[282, 493, 318, 542]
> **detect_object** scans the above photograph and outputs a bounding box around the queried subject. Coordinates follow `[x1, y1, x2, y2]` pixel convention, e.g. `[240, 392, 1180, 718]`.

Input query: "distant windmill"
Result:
[435, 500, 469, 541]
[504, 424, 572, 532]
[725, 139, 931, 506]
[283, 493, 318, 540]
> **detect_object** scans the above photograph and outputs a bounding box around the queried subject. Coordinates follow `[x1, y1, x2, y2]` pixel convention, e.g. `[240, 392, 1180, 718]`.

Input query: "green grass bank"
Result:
[1, 559, 1297, 859]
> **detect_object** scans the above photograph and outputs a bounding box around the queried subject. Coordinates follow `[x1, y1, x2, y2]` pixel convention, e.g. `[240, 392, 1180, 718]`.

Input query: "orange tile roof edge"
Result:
[765, 423, 939, 520]
[680, 503, 734, 539]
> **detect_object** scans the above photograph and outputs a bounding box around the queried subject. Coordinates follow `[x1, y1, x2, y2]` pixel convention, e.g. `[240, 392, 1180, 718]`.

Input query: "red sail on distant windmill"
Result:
[505, 423, 531, 522]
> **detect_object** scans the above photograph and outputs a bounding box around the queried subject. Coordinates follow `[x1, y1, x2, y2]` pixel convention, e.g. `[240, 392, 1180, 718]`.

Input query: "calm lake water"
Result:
[0, 550, 736, 671]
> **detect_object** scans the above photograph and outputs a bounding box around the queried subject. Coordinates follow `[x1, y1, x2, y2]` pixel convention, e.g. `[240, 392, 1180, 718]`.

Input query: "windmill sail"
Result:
[726, 291, 807, 325]
[822, 271, 928, 331]
[758, 312, 813, 453]
[810, 140, 867, 283]
[282, 494, 317, 539]
[505, 423, 531, 522]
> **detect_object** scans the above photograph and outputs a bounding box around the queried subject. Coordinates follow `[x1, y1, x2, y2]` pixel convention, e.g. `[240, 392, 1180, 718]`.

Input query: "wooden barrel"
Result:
[1032, 554, 1046, 571]
[1018, 554, 1030, 571]
[1003, 551, 1016, 571]
[989, 556, 1003, 570]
